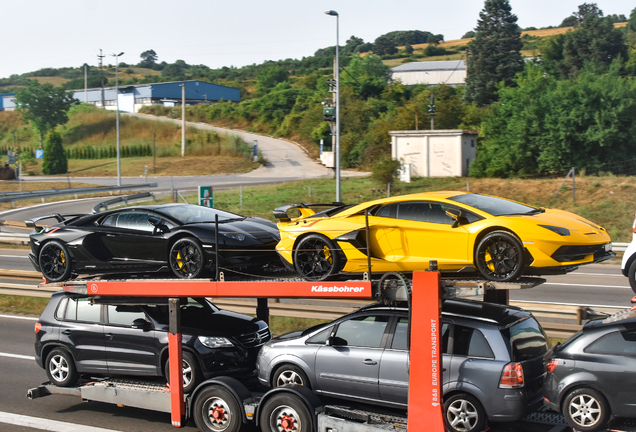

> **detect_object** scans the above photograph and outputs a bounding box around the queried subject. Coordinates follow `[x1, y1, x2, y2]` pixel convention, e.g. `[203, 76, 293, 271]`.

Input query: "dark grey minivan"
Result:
[256, 299, 551, 432]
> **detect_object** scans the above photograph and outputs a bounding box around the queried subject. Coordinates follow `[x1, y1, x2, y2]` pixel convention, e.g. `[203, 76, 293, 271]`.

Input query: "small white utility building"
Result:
[389, 129, 478, 181]
[391, 60, 466, 86]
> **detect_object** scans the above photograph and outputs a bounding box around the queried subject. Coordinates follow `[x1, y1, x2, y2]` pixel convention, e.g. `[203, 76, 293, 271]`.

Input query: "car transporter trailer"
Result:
[27, 270, 549, 432]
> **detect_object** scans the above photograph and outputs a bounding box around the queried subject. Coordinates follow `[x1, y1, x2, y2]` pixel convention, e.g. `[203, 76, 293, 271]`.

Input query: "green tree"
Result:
[464, 0, 524, 106]
[558, 12, 627, 77]
[14, 80, 78, 148]
[470, 62, 636, 177]
[373, 35, 397, 55]
[139, 49, 158, 68]
[628, 7, 636, 35]
[256, 66, 289, 94]
[42, 131, 68, 175]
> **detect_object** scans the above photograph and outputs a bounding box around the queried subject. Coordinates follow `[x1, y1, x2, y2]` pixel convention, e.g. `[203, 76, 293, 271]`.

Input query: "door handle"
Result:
[105, 333, 114, 340]
[62, 330, 72, 335]
[363, 359, 377, 365]
[443, 368, 447, 372]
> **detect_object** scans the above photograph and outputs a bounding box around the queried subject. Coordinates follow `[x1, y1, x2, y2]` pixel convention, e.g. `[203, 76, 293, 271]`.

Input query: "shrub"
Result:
[42, 131, 68, 175]
[371, 157, 401, 185]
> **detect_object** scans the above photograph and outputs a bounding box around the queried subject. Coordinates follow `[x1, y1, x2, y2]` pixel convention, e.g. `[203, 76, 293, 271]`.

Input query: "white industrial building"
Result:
[389, 129, 477, 180]
[391, 60, 466, 86]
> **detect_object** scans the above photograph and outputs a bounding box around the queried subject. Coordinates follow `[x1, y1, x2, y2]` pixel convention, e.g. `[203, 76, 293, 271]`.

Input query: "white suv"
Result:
[621, 215, 636, 294]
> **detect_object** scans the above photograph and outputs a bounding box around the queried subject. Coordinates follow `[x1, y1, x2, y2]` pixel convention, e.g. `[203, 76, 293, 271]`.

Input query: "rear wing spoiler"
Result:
[25, 214, 86, 231]
[273, 202, 346, 223]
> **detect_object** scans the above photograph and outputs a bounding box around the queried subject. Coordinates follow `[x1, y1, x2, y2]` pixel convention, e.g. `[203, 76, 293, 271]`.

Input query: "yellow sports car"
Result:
[272, 191, 614, 281]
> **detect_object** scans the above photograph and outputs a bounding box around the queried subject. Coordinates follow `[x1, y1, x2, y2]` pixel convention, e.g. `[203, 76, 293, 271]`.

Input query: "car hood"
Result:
[191, 217, 280, 242]
[177, 309, 267, 338]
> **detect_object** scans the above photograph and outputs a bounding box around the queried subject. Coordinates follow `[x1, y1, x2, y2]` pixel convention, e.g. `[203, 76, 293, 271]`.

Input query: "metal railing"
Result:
[0, 277, 628, 339]
[0, 183, 157, 204]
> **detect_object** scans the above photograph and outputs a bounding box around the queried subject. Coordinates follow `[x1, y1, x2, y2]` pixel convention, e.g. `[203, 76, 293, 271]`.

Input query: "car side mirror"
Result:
[148, 216, 169, 234]
[327, 336, 347, 347]
[445, 208, 467, 228]
[131, 318, 151, 330]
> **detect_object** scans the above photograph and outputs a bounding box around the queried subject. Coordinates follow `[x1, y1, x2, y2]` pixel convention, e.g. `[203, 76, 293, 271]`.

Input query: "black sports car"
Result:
[27, 204, 281, 282]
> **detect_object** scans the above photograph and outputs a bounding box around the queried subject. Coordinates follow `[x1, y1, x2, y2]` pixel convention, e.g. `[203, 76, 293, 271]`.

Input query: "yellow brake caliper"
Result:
[176, 251, 186, 272]
[323, 245, 332, 264]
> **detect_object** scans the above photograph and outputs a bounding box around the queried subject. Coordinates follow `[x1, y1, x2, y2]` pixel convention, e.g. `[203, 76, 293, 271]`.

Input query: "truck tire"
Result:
[259, 393, 314, 432]
[193, 385, 242, 432]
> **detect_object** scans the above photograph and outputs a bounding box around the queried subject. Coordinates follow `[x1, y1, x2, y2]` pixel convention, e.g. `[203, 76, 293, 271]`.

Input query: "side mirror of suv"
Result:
[131, 318, 151, 330]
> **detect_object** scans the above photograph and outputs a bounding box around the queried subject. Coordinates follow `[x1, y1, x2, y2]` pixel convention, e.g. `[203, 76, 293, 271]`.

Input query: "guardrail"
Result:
[0, 183, 157, 204]
[0, 279, 628, 339]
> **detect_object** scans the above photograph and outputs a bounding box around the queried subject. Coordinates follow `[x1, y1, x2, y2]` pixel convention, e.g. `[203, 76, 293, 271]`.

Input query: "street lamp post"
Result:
[325, 10, 340, 202]
[111, 51, 124, 187]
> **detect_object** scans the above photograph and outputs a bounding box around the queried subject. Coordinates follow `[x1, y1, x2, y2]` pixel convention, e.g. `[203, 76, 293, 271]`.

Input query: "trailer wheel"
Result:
[193, 385, 242, 432]
[259, 393, 314, 432]
[45, 348, 78, 387]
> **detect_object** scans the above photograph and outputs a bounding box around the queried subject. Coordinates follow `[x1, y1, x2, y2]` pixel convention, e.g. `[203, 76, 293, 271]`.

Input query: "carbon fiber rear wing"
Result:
[272, 202, 347, 222]
[25, 214, 86, 231]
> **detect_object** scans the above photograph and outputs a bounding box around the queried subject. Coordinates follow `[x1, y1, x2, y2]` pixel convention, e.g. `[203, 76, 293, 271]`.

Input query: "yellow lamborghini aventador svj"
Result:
[272, 192, 613, 281]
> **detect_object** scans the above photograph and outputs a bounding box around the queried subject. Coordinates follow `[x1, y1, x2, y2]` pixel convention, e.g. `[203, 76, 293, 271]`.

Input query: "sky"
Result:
[0, 0, 632, 80]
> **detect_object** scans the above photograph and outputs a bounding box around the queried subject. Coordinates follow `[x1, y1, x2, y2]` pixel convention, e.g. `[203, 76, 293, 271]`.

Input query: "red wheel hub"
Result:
[280, 415, 295, 431]
[212, 407, 225, 421]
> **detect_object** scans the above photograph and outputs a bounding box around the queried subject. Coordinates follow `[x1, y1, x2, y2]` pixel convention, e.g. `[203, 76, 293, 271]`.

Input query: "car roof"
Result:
[358, 299, 529, 327]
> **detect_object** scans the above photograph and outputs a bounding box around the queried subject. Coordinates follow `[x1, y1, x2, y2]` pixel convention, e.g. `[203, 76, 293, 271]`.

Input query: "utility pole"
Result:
[428, 93, 437, 130]
[98, 49, 105, 108]
[180, 83, 186, 157]
[84, 65, 87, 103]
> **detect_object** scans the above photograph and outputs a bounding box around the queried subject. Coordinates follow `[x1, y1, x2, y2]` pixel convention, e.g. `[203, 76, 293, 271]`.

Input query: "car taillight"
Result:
[547, 359, 559, 374]
[633, 214, 636, 234]
[35, 322, 41, 334]
[499, 362, 524, 388]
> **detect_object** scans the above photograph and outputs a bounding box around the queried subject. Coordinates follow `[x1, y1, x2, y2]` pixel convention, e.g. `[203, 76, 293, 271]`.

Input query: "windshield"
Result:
[158, 205, 245, 224]
[448, 193, 540, 216]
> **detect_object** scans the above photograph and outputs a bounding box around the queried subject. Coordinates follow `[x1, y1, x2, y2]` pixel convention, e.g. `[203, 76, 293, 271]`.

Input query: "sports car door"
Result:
[99, 212, 166, 264]
[369, 201, 470, 267]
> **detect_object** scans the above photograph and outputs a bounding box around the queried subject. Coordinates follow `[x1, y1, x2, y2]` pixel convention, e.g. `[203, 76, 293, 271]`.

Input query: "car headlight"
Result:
[260, 343, 272, 355]
[198, 336, 234, 348]
[539, 225, 570, 236]
[220, 232, 246, 241]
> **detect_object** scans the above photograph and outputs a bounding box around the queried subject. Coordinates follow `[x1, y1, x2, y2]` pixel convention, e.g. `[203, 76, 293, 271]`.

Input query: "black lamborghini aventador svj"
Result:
[27, 204, 281, 282]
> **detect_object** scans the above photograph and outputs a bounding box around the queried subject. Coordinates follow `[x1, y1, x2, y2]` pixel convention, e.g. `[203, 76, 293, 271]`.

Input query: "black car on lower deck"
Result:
[35, 291, 271, 393]
[543, 309, 636, 432]
[27, 204, 281, 282]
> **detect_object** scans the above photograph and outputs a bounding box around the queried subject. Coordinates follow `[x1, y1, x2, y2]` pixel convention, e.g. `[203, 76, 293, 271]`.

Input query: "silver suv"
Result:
[256, 299, 551, 432]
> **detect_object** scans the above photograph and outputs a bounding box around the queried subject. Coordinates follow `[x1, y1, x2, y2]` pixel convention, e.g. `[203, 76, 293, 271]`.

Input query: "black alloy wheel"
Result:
[169, 237, 205, 279]
[39, 240, 72, 282]
[293, 234, 341, 281]
[474, 231, 524, 282]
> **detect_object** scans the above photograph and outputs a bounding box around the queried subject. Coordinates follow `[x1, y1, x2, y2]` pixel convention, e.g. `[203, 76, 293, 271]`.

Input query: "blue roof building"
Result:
[1, 80, 239, 112]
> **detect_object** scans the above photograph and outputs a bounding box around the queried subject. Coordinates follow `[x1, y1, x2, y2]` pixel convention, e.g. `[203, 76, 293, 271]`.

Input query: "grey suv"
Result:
[256, 299, 551, 432]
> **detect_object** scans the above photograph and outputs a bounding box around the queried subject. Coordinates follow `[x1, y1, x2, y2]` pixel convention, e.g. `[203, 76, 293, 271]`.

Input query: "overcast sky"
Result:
[1, 0, 632, 80]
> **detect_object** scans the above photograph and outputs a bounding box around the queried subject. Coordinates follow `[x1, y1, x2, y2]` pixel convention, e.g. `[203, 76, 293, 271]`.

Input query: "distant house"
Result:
[392, 60, 466, 86]
[1, 80, 239, 113]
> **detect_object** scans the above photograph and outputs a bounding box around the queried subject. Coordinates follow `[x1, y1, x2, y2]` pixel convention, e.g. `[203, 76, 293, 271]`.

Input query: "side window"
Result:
[55, 297, 69, 320]
[442, 322, 450, 354]
[396, 202, 454, 225]
[391, 317, 409, 350]
[75, 298, 101, 323]
[375, 203, 398, 219]
[113, 213, 155, 232]
[453, 325, 494, 359]
[307, 326, 333, 345]
[334, 315, 390, 348]
[586, 331, 636, 356]
[107, 305, 147, 327]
